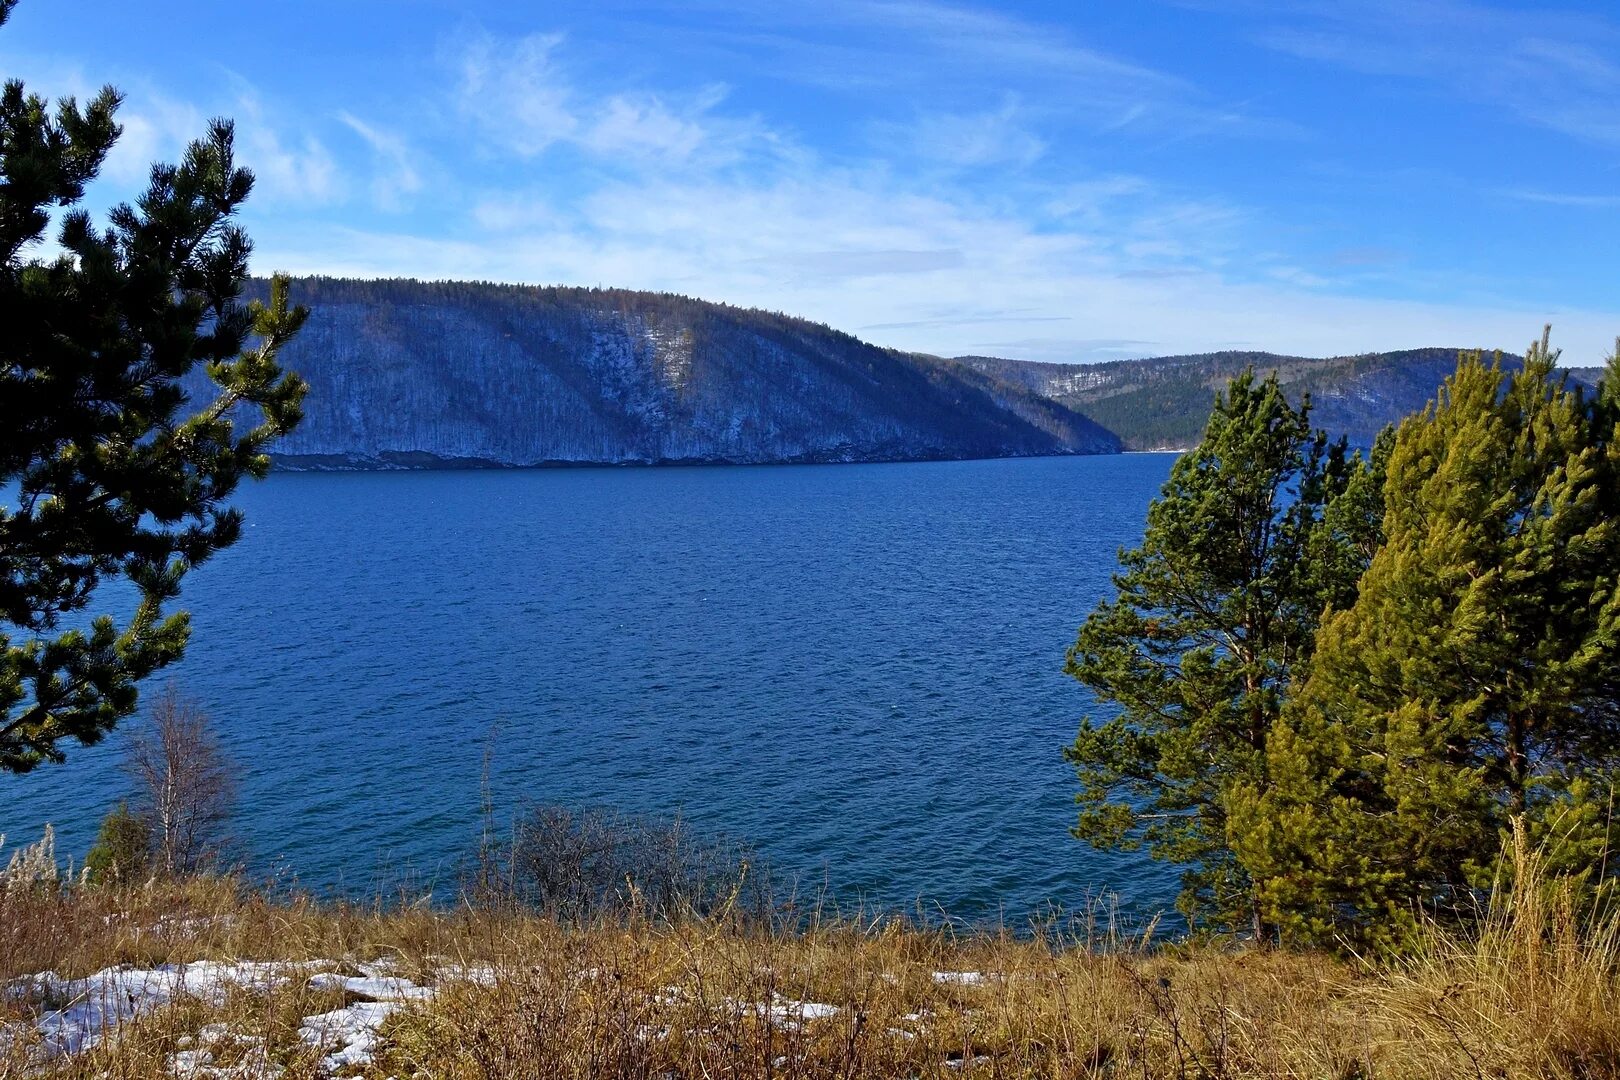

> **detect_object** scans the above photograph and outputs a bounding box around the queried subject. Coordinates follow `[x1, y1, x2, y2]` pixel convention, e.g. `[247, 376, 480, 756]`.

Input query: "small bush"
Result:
[85, 803, 151, 886]
[470, 804, 777, 924]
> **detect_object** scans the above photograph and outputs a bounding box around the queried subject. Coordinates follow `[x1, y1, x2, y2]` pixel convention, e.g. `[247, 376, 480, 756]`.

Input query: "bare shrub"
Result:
[471, 804, 778, 924]
[125, 685, 237, 877]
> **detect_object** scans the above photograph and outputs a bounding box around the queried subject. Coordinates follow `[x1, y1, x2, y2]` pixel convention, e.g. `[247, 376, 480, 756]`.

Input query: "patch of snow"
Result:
[20, 961, 303, 1058]
[307, 972, 435, 1002]
[931, 971, 986, 986]
[946, 1054, 993, 1069]
[170, 1049, 278, 1080]
[431, 961, 500, 987]
[153, 914, 239, 939]
[727, 995, 840, 1029]
[299, 1000, 400, 1075]
[299, 966, 446, 1073]
[3, 956, 458, 1073]
[168, 1033, 279, 1079]
[774, 1000, 839, 1022]
[197, 1022, 234, 1044]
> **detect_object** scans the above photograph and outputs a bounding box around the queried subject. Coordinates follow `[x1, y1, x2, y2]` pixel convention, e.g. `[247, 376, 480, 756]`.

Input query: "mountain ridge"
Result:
[958, 349, 1606, 451]
[216, 277, 1606, 466]
[216, 277, 1121, 470]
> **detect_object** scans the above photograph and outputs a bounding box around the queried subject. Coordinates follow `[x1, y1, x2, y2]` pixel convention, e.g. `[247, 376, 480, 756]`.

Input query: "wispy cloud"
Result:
[860, 313, 1073, 332]
[0, 54, 348, 209]
[452, 31, 578, 156]
[870, 99, 1047, 169]
[17, 0, 1615, 368]
[969, 337, 1163, 360]
[338, 112, 423, 211]
[103, 92, 205, 186]
[240, 12, 1618, 366]
[1502, 188, 1620, 209]
[650, 0, 1300, 142]
[449, 28, 770, 168]
[1238, 0, 1620, 146]
[253, 145, 1620, 367]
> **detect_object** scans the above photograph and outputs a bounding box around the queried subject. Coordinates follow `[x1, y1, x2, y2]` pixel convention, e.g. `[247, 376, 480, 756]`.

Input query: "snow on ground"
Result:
[297, 961, 447, 1074]
[728, 995, 841, 1029]
[5, 956, 938, 1075]
[298, 1000, 402, 1074]
[9, 961, 301, 1057]
[424, 957, 500, 987]
[2, 958, 448, 1076]
[306, 971, 436, 1002]
[931, 971, 987, 986]
[169, 1023, 278, 1078]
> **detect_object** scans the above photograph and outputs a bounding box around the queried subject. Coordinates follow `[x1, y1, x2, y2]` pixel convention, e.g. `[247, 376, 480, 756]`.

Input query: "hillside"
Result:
[215, 278, 1120, 469]
[961, 350, 1606, 451]
[204, 279, 1608, 463]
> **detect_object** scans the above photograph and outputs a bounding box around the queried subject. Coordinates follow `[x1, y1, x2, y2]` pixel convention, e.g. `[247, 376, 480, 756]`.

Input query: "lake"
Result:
[2, 454, 1179, 922]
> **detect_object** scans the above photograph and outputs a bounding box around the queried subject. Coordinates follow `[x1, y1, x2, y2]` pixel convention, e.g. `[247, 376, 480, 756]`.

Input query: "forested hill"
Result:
[960, 350, 1605, 451]
[218, 278, 1120, 469]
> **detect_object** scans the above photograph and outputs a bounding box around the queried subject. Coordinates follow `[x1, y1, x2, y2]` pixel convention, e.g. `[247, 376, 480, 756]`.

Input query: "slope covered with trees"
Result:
[962, 349, 1605, 451]
[210, 278, 1120, 469]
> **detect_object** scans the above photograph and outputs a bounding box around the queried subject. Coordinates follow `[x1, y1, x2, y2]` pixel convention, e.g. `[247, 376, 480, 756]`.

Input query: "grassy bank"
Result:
[3, 853, 1618, 1079]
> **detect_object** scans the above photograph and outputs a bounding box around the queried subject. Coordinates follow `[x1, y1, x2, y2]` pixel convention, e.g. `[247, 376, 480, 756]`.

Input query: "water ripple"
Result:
[3, 455, 1180, 921]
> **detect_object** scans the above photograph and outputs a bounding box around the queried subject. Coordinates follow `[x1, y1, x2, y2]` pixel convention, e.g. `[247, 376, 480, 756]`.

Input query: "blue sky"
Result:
[5, 0, 1620, 363]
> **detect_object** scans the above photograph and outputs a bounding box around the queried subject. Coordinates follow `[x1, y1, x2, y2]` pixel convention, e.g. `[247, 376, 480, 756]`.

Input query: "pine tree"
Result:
[0, 0, 307, 772]
[1235, 334, 1620, 949]
[1064, 371, 1383, 934]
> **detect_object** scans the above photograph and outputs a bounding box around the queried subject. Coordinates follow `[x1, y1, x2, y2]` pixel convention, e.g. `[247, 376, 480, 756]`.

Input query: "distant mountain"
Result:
[960, 350, 1607, 451]
[218, 278, 1121, 469]
[207, 277, 1607, 467]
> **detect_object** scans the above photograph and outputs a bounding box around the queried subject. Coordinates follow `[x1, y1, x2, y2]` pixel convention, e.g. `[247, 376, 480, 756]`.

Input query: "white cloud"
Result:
[236, 19, 1618, 367]
[454, 31, 578, 156]
[582, 90, 724, 162]
[450, 28, 769, 168]
[671, 0, 1303, 143]
[24, 1, 1602, 373]
[338, 112, 424, 211]
[212, 85, 343, 206]
[250, 148, 1620, 368]
[873, 100, 1047, 169]
[812, 0, 1187, 93]
[101, 93, 205, 186]
[469, 192, 565, 232]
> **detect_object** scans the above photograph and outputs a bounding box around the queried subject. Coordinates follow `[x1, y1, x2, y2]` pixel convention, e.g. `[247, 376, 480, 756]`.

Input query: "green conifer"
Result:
[1065, 371, 1382, 935]
[85, 801, 151, 885]
[1235, 334, 1620, 948]
[0, 0, 307, 772]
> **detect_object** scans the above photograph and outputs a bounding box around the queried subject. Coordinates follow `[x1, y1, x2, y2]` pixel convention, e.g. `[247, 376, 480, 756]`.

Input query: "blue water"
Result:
[2, 454, 1178, 920]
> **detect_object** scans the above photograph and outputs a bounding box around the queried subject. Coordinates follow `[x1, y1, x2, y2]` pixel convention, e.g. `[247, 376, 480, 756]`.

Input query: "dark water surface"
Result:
[3, 454, 1178, 921]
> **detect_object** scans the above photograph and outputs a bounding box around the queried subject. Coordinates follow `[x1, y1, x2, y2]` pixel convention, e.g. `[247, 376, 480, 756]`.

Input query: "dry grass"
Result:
[0, 846, 1616, 1078]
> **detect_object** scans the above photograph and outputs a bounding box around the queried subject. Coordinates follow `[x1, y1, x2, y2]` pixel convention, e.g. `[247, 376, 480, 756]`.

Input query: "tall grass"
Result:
[1, 828, 1617, 1078]
[1366, 824, 1620, 1079]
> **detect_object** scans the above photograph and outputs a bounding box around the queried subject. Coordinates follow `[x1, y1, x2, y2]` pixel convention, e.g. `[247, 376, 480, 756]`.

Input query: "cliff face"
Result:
[211, 278, 1121, 469]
